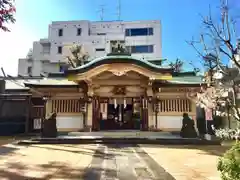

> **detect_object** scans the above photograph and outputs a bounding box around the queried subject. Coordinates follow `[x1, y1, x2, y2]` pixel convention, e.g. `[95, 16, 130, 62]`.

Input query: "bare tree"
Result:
[66, 45, 89, 68]
[168, 58, 200, 74]
[187, 0, 240, 122]
[169, 58, 184, 73]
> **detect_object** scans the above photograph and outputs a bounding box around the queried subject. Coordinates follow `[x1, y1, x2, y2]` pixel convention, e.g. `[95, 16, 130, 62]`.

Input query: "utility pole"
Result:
[116, 0, 121, 21]
[97, 5, 105, 21]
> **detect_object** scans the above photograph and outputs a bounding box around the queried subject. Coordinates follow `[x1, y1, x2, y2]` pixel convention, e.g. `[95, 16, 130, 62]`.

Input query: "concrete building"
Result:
[18, 20, 162, 76]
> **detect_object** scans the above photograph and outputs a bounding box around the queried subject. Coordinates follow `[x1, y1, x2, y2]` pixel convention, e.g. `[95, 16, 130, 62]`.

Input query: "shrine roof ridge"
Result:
[65, 55, 173, 74]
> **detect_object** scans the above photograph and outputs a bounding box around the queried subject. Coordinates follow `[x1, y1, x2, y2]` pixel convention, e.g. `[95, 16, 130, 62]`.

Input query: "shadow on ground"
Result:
[31, 144, 117, 160]
[0, 143, 177, 180]
[0, 161, 111, 180]
[0, 147, 122, 180]
[141, 144, 229, 156]
[0, 145, 18, 156]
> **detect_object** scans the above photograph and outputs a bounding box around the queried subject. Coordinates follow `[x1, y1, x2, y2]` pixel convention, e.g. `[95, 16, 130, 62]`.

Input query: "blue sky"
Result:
[0, 0, 239, 75]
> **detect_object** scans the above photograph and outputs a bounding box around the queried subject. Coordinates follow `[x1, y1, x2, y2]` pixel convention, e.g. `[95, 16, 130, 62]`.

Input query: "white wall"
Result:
[18, 58, 32, 75]
[56, 114, 84, 131]
[157, 116, 182, 130]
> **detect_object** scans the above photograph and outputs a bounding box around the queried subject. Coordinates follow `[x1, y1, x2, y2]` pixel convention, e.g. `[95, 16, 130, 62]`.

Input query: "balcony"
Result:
[40, 52, 50, 62]
[39, 39, 51, 44]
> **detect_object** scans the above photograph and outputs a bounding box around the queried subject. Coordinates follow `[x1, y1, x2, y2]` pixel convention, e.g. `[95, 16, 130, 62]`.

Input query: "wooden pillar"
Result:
[41, 98, 47, 135]
[41, 97, 51, 134]
[92, 96, 96, 131]
[92, 96, 100, 131]
[45, 98, 52, 118]
[141, 96, 148, 131]
[83, 102, 87, 131]
[25, 96, 31, 134]
[153, 97, 159, 131]
[84, 96, 93, 131]
[147, 97, 154, 130]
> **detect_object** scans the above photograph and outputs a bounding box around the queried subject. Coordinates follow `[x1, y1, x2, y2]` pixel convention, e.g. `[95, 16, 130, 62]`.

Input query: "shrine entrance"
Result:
[99, 97, 141, 130]
[66, 60, 170, 131]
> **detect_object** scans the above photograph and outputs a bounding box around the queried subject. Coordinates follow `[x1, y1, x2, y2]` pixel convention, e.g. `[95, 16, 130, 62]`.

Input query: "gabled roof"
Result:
[168, 76, 203, 84]
[65, 55, 173, 75]
[153, 73, 204, 87]
[24, 78, 79, 88]
[5, 80, 30, 90]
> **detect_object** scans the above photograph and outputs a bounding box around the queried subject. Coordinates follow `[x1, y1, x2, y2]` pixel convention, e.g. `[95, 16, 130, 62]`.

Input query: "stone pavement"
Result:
[0, 143, 98, 179]
[0, 143, 222, 180]
[139, 145, 222, 180]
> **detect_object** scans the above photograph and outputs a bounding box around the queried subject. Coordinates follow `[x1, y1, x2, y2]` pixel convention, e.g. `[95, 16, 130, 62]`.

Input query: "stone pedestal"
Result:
[204, 134, 214, 140]
[42, 112, 57, 138]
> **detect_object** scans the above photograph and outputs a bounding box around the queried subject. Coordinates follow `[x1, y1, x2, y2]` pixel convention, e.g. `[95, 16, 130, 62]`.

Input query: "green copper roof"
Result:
[65, 55, 173, 74]
[20, 75, 203, 88]
[168, 76, 203, 84]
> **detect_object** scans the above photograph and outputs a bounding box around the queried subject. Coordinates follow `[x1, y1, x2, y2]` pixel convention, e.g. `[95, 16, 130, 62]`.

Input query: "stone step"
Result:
[17, 137, 221, 145]
[68, 131, 177, 138]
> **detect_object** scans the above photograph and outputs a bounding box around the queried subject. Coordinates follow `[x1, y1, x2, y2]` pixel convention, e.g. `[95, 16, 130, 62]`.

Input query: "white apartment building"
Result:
[18, 20, 162, 76]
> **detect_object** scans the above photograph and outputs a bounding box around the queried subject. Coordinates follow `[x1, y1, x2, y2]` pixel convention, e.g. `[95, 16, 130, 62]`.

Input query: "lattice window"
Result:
[31, 106, 44, 118]
[157, 99, 192, 112]
[52, 99, 85, 113]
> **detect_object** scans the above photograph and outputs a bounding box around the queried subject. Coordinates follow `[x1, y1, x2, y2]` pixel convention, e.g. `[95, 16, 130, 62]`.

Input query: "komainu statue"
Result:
[42, 112, 57, 138]
[180, 113, 198, 138]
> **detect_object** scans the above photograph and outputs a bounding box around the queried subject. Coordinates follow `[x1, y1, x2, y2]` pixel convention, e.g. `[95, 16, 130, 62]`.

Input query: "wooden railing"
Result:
[31, 105, 44, 118]
[157, 99, 191, 113]
[52, 99, 85, 113]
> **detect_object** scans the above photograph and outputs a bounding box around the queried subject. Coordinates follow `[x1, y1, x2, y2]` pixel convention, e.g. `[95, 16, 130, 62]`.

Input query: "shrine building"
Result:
[21, 53, 203, 132]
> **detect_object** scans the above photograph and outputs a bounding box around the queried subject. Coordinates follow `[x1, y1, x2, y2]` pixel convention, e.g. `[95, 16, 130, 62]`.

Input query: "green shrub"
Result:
[217, 142, 240, 180]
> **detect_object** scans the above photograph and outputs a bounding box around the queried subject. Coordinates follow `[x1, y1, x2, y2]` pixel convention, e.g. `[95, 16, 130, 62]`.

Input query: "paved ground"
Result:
[139, 145, 223, 180]
[0, 143, 223, 180]
[0, 136, 33, 147]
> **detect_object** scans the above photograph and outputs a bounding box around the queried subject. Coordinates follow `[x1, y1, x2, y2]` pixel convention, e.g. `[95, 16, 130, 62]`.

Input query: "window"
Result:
[127, 45, 154, 53]
[97, 33, 106, 35]
[58, 29, 63, 36]
[59, 65, 66, 72]
[95, 48, 105, 52]
[59, 65, 63, 72]
[125, 28, 154, 36]
[77, 28, 81, 36]
[57, 46, 62, 54]
[125, 29, 131, 36]
[148, 28, 153, 35]
[27, 66, 32, 75]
